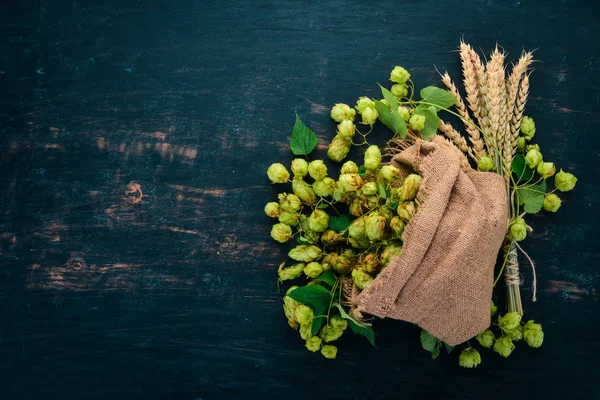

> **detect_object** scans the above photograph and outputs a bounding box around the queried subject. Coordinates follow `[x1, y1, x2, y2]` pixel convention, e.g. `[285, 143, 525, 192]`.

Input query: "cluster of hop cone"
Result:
[264, 41, 577, 365]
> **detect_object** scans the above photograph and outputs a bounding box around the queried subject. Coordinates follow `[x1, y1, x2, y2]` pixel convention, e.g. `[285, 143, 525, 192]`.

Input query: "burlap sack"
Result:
[353, 137, 508, 345]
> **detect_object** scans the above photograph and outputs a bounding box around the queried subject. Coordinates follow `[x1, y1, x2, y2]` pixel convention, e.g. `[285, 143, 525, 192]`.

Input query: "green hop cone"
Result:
[409, 114, 426, 131]
[380, 165, 401, 182]
[321, 326, 344, 343]
[520, 116, 536, 141]
[303, 262, 323, 278]
[327, 134, 352, 162]
[291, 158, 309, 178]
[380, 99, 390, 107]
[379, 206, 394, 223]
[554, 169, 577, 192]
[517, 137, 526, 152]
[299, 323, 312, 340]
[283, 285, 300, 329]
[380, 240, 402, 265]
[320, 253, 338, 272]
[333, 254, 353, 275]
[321, 229, 345, 246]
[390, 66, 411, 83]
[308, 160, 328, 181]
[301, 229, 320, 245]
[361, 182, 378, 196]
[490, 300, 498, 316]
[267, 163, 290, 183]
[278, 193, 302, 212]
[288, 245, 322, 263]
[498, 312, 522, 332]
[278, 211, 299, 227]
[537, 162, 556, 179]
[390, 216, 405, 238]
[313, 177, 336, 197]
[337, 119, 356, 139]
[292, 178, 317, 206]
[364, 145, 382, 170]
[264, 202, 281, 218]
[476, 329, 495, 348]
[397, 202, 416, 222]
[338, 173, 364, 192]
[493, 336, 515, 358]
[294, 304, 314, 326]
[348, 236, 370, 250]
[523, 320, 544, 348]
[526, 144, 540, 152]
[330, 314, 348, 331]
[478, 156, 496, 172]
[505, 325, 524, 341]
[305, 336, 322, 353]
[508, 218, 528, 242]
[390, 83, 408, 98]
[459, 348, 482, 368]
[308, 209, 330, 232]
[355, 96, 376, 114]
[397, 106, 411, 122]
[524, 149, 543, 169]
[278, 262, 305, 281]
[271, 223, 293, 243]
[400, 174, 421, 201]
[359, 252, 380, 274]
[543, 193, 562, 212]
[330, 103, 356, 123]
[361, 107, 378, 126]
[348, 217, 366, 239]
[352, 268, 374, 290]
[365, 215, 386, 241]
[341, 160, 359, 174]
[321, 344, 338, 359]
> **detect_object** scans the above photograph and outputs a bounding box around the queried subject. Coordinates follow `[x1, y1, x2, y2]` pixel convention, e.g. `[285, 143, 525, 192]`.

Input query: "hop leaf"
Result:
[290, 115, 318, 156]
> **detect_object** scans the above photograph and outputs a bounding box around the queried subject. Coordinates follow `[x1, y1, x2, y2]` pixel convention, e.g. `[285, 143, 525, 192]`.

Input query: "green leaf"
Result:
[357, 165, 368, 177]
[444, 343, 455, 354]
[420, 86, 457, 110]
[387, 200, 399, 210]
[297, 236, 312, 245]
[312, 270, 337, 287]
[333, 190, 342, 202]
[328, 214, 352, 232]
[379, 84, 399, 110]
[414, 106, 440, 141]
[516, 180, 547, 214]
[287, 285, 333, 336]
[512, 155, 535, 182]
[374, 100, 407, 138]
[317, 203, 329, 209]
[378, 183, 387, 199]
[420, 329, 442, 360]
[334, 304, 376, 347]
[290, 115, 318, 155]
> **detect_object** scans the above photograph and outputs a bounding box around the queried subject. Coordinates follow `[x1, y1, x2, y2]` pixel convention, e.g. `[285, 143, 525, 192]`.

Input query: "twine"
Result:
[504, 242, 538, 302]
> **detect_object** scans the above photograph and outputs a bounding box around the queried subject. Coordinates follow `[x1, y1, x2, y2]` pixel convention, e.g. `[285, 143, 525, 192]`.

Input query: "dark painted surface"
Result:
[0, 1, 598, 399]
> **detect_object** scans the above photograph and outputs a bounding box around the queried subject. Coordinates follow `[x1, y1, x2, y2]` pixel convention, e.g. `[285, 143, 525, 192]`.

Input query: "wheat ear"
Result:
[459, 41, 482, 120]
[503, 52, 533, 164]
[510, 73, 530, 157]
[441, 72, 486, 159]
[439, 120, 475, 160]
[485, 46, 507, 160]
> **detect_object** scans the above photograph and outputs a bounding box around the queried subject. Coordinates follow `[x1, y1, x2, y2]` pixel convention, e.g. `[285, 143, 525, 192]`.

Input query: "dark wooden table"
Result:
[1, 1, 598, 398]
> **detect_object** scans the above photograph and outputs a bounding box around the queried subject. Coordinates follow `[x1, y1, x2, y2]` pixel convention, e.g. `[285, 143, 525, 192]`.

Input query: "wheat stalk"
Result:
[485, 46, 507, 165]
[441, 72, 487, 159]
[503, 52, 533, 165]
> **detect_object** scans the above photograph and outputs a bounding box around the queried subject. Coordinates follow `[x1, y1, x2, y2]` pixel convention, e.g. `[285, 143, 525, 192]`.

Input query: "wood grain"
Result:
[0, 0, 598, 398]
